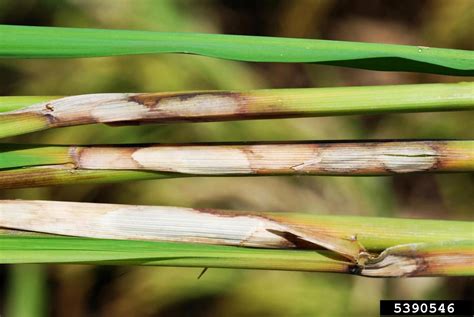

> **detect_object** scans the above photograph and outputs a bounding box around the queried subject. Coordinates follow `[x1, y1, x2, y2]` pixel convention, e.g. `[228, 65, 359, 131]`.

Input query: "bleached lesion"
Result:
[156, 94, 242, 118]
[0, 200, 362, 261]
[8, 94, 130, 126]
[377, 143, 438, 173]
[130, 146, 253, 174]
[361, 254, 421, 277]
[360, 241, 474, 277]
[4, 93, 246, 126]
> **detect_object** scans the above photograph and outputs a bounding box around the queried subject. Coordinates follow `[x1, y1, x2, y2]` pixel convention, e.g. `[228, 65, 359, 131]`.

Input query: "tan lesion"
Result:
[360, 243, 474, 277]
[0, 91, 258, 128]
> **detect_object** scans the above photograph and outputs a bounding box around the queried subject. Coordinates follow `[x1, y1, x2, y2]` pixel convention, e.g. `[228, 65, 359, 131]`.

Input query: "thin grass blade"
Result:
[0, 25, 473, 75]
[0, 236, 357, 274]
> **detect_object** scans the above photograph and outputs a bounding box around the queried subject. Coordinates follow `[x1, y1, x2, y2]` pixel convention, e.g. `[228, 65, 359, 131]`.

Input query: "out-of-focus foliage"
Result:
[0, 1, 472, 316]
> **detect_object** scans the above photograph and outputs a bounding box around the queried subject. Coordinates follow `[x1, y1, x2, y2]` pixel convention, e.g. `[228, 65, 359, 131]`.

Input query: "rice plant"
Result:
[0, 24, 472, 282]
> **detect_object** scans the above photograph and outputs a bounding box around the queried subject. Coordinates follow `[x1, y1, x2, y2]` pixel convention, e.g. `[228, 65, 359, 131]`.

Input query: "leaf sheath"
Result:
[0, 140, 472, 189]
[1, 83, 473, 138]
[0, 200, 472, 277]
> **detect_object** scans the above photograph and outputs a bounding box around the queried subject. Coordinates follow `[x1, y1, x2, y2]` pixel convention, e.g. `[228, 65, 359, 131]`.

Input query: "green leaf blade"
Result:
[1, 25, 472, 75]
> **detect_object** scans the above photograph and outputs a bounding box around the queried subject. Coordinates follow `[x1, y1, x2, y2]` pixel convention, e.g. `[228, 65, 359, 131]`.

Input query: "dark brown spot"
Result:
[194, 207, 266, 219]
[427, 141, 446, 171]
[391, 250, 433, 277]
[128, 94, 161, 109]
[349, 264, 363, 275]
[406, 256, 430, 277]
[45, 103, 54, 111]
[44, 113, 60, 126]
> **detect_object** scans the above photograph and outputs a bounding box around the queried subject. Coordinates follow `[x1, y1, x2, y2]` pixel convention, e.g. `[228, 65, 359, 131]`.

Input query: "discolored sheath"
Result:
[0, 140, 472, 189]
[0, 83, 473, 138]
[362, 240, 474, 277]
[0, 25, 473, 75]
[0, 200, 472, 277]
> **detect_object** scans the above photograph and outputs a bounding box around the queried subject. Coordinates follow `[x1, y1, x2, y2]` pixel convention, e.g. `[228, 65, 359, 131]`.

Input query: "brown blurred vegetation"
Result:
[0, 0, 473, 316]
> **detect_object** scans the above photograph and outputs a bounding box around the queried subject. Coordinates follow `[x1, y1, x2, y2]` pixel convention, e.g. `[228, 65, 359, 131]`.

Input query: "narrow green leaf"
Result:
[0, 236, 355, 274]
[1, 25, 472, 75]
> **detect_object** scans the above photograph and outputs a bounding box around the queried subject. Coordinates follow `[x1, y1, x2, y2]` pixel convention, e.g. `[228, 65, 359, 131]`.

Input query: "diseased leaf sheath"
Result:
[0, 200, 363, 262]
[0, 200, 472, 258]
[1, 200, 471, 276]
[363, 240, 474, 277]
[1, 83, 473, 138]
[0, 141, 472, 189]
[0, 25, 473, 75]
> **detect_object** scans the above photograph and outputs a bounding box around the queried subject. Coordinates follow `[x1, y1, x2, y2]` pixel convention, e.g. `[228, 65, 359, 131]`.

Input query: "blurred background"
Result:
[0, 0, 473, 316]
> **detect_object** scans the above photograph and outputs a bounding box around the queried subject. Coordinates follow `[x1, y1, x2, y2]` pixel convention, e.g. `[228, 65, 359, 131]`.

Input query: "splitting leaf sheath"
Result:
[0, 200, 472, 277]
